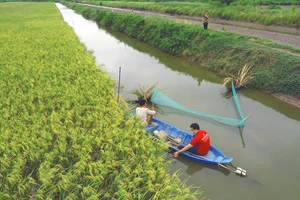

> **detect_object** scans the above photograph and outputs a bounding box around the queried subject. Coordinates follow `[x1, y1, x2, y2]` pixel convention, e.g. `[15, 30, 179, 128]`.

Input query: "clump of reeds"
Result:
[222, 64, 255, 90]
[127, 82, 164, 114]
[129, 82, 158, 102]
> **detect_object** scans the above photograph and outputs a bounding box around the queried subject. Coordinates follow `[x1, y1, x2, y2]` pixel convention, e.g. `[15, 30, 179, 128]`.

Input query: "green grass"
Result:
[0, 2, 201, 199]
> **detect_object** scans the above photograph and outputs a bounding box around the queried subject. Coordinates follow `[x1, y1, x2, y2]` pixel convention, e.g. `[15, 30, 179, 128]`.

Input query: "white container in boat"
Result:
[153, 130, 159, 134]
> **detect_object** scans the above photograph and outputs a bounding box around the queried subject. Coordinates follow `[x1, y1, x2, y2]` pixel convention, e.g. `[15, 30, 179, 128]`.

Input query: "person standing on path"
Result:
[202, 11, 210, 30]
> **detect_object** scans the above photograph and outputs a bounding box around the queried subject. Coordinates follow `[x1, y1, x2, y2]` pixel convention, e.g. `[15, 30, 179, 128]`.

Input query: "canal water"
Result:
[56, 3, 300, 200]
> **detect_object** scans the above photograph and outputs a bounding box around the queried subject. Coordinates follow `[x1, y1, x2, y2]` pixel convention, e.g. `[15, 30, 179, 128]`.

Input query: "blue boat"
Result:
[143, 116, 233, 165]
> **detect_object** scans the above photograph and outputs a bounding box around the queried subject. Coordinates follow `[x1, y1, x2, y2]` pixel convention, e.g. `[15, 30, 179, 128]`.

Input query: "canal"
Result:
[56, 3, 300, 200]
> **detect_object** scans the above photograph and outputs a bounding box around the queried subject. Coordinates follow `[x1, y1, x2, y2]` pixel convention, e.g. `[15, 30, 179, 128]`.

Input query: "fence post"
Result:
[117, 67, 121, 102]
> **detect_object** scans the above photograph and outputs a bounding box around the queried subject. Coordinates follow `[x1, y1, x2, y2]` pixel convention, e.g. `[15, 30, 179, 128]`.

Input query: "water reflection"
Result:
[240, 89, 300, 121]
[238, 126, 246, 148]
[97, 25, 223, 86]
[165, 152, 231, 176]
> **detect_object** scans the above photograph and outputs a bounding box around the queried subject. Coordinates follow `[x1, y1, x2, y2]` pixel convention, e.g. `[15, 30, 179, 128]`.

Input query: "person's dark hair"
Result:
[139, 99, 147, 106]
[190, 123, 200, 130]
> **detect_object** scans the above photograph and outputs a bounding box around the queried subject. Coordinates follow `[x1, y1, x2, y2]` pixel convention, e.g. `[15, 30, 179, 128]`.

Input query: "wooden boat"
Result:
[142, 116, 233, 165]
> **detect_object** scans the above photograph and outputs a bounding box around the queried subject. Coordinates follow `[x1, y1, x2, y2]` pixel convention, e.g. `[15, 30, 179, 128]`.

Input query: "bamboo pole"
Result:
[238, 113, 252, 126]
[117, 67, 121, 102]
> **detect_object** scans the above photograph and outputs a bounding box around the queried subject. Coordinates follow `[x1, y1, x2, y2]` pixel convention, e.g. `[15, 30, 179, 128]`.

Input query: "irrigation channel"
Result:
[57, 3, 300, 200]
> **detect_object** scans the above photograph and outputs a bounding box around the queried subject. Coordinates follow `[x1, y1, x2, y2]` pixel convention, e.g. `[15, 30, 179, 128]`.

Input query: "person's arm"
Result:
[146, 103, 155, 115]
[146, 109, 155, 115]
[173, 144, 193, 157]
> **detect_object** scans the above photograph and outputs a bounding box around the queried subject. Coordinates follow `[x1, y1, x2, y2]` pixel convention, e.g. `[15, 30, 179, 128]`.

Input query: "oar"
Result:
[166, 135, 241, 174]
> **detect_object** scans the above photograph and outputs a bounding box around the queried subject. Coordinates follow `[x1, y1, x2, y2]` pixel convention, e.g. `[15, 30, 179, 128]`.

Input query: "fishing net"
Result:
[231, 81, 246, 126]
[150, 82, 246, 127]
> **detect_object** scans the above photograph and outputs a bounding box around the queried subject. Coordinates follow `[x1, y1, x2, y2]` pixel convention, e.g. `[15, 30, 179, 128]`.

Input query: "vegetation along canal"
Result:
[57, 3, 300, 200]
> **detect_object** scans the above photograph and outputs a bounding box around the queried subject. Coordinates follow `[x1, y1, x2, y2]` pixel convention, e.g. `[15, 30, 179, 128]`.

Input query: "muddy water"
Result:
[57, 3, 300, 200]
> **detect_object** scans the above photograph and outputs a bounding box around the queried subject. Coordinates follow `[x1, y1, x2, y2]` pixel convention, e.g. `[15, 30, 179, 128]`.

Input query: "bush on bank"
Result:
[63, 2, 300, 95]
[0, 2, 200, 199]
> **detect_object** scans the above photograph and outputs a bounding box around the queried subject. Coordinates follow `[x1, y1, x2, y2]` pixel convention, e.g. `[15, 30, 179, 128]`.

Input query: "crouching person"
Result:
[136, 99, 156, 126]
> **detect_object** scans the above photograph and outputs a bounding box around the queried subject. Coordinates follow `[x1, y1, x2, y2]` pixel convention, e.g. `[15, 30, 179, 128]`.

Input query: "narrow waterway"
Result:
[57, 3, 300, 200]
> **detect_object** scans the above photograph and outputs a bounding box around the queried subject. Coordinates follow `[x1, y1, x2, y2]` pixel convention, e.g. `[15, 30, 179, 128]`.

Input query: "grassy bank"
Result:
[62, 2, 300, 95]
[0, 2, 200, 199]
[74, 0, 300, 28]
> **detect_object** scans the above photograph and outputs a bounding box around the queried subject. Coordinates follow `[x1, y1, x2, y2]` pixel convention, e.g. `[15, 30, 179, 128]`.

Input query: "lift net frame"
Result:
[150, 82, 246, 127]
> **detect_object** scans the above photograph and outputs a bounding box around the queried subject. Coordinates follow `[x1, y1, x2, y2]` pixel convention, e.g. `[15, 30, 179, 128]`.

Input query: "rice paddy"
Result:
[0, 2, 200, 199]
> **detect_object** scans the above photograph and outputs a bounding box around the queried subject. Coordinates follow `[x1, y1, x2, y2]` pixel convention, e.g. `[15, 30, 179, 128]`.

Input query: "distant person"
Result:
[202, 10, 210, 30]
[173, 123, 210, 157]
[136, 99, 155, 126]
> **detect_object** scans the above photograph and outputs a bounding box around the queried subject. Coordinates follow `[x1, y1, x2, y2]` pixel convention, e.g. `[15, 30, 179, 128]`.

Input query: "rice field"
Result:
[0, 2, 200, 199]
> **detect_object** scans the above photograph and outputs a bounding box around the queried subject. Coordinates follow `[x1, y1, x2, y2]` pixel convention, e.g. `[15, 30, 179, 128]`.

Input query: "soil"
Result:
[272, 93, 300, 108]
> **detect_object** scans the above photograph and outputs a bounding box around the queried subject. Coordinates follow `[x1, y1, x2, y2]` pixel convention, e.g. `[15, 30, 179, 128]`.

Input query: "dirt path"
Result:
[209, 22, 300, 48]
[174, 18, 300, 49]
[89, 4, 300, 48]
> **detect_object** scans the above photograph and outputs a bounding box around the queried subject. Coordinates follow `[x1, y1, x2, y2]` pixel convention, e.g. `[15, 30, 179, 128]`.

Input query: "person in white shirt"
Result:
[136, 99, 155, 126]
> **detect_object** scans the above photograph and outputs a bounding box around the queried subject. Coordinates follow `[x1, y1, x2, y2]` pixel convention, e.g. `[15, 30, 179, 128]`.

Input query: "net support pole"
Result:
[117, 67, 121, 102]
[238, 113, 252, 127]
